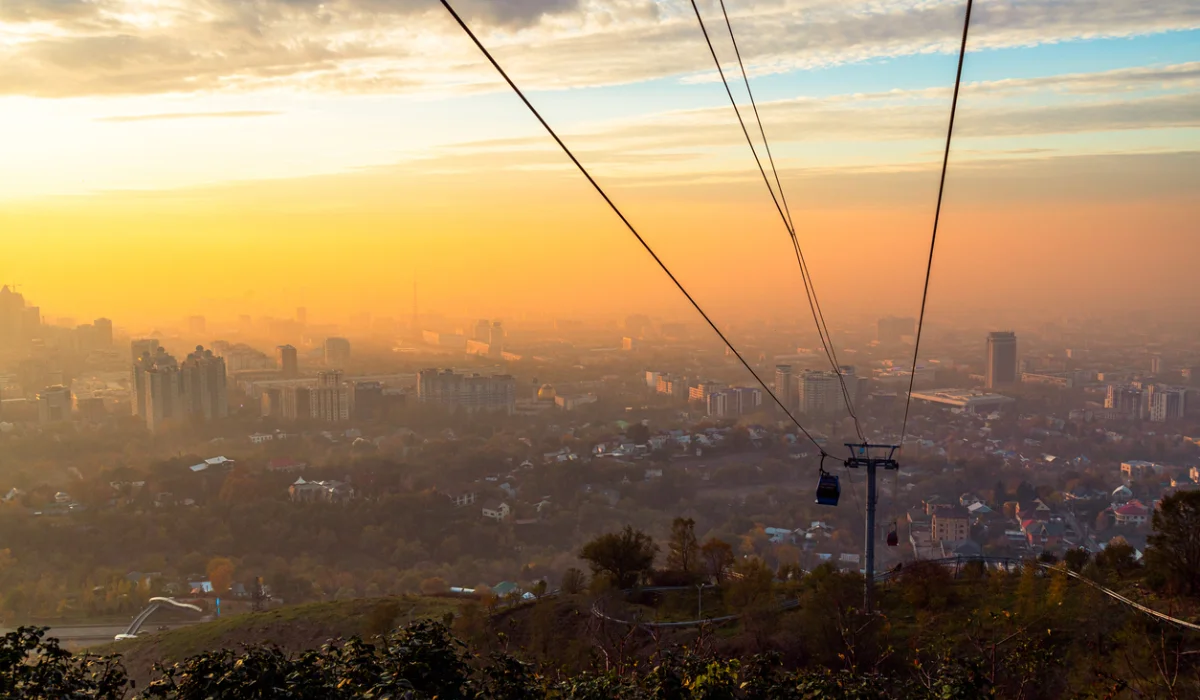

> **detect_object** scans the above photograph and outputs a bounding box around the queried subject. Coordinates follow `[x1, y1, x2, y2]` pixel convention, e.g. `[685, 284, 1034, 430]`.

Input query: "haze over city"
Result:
[0, 1, 1199, 697]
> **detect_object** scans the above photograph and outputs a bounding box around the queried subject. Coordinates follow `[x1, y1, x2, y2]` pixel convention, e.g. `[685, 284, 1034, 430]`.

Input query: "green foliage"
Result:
[1146, 489, 1200, 596]
[579, 526, 658, 589]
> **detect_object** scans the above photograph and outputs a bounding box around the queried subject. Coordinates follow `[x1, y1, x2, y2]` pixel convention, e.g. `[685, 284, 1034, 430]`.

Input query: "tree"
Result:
[560, 568, 587, 594]
[700, 538, 734, 582]
[1146, 490, 1200, 596]
[626, 422, 651, 446]
[666, 517, 699, 575]
[724, 557, 774, 611]
[579, 526, 658, 589]
[206, 557, 234, 595]
[420, 577, 449, 595]
[1096, 537, 1138, 579]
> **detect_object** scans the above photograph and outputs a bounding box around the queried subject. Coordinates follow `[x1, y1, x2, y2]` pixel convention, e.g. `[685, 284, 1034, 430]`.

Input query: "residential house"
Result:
[764, 527, 795, 545]
[482, 501, 511, 521]
[288, 477, 354, 503]
[447, 491, 478, 508]
[1114, 500, 1150, 526]
[249, 432, 274, 445]
[1025, 520, 1066, 549]
[931, 506, 970, 543]
[1111, 485, 1134, 505]
[644, 468, 663, 480]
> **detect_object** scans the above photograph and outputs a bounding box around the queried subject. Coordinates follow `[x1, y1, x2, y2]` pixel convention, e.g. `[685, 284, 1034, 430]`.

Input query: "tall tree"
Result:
[206, 557, 234, 595]
[666, 517, 699, 574]
[579, 526, 657, 589]
[1146, 490, 1200, 596]
[700, 538, 735, 582]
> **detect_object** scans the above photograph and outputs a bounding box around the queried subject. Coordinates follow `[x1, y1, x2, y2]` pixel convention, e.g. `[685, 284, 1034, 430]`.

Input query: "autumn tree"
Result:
[206, 557, 234, 595]
[666, 517, 699, 575]
[700, 538, 734, 582]
[560, 568, 587, 594]
[1146, 489, 1200, 596]
[579, 526, 658, 589]
[420, 577, 449, 596]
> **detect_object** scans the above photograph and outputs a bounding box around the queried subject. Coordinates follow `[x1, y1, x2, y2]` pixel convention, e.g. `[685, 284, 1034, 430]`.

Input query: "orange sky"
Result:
[1, 0, 1196, 331]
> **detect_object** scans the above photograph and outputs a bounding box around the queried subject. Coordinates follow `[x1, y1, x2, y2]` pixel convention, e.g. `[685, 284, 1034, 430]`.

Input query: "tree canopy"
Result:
[579, 526, 658, 589]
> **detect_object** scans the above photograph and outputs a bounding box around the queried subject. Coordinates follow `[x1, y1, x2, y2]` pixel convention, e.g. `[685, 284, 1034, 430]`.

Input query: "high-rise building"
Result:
[281, 386, 312, 421]
[277, 344, 299, 378]
[179, 346, 228, 422]
[799, 370, 842, 414]
[775, 365, 794, 411]
[489, 321, 505, 355]
[130, 339, 161, 417]
[353, 381, 385, 420]
[1150, 356, 1163, 375]
[261, 388, 284, 418]
[36, 385, 72, 424]
[1147, 385, 1187, 423]
[324, 337, 351, 367]
[417, 369, 517, 413]
[707, 387, 763, 418]
[140, 349, 183, 432]
[311, 370, 350, 422]
[474, 319, 491, 342]
[877, 316, 916, 344]
[689, 381, 726, 403]
[985, 332, 1018, 389]
[93, 318, 113, 347]
[0, 285, 26, 347]
[1105, 384, 1144, 419]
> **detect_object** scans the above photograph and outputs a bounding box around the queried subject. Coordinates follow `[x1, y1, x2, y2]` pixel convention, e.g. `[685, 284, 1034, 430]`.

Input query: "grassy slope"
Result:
[93, 595, 463, 685]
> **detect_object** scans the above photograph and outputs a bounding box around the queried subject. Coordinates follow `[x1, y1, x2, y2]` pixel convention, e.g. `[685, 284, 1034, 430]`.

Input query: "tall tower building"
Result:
[324, 337, 351, 367]
[1147, 385, 1186, 423]
[799, 370, 841, 414]
[93, 318, 113, 347]
[312, 370, 350, 422]
[179, 346, 228, 422]
[130, 340, 161, 417]
[141, 349, 183, 432]
[775, 365, 794, 412]
[985, 332, 1018, 389]
[277, 344, 299, 378]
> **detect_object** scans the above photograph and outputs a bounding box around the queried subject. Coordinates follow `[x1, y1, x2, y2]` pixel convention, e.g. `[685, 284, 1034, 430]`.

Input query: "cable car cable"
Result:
[437, 0, 830, 457]
[899, 0, 974, 449]
[886, 0, 974, 528]
[689, 0, 865, 442]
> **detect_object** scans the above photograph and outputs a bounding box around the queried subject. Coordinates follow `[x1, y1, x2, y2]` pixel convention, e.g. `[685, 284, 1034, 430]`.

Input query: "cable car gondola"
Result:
[886, 523, 899, 547]
[815, 459, 840, 506]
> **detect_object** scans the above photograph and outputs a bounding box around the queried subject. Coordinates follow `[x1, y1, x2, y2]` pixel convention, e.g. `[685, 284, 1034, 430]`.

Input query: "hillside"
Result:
[91, 595, 462, 686]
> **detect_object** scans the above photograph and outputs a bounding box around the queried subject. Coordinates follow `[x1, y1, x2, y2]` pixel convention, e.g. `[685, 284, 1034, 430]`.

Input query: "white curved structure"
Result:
[116, 597, 204, 640]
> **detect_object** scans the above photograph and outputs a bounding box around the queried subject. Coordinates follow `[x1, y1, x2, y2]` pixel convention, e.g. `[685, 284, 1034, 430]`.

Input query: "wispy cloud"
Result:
[94, 110, 282, 123]
[0, 0, 1196, 97]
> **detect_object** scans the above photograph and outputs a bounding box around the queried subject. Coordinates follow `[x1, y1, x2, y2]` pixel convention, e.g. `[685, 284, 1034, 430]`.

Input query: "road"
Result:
[2, 621, 201, 649]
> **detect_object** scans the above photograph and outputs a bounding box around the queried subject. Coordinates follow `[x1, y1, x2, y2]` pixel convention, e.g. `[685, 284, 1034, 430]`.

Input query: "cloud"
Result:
[435, 63, 1200, 164]
[0, 0, 1196, 97]
[94, 110, 282, 122]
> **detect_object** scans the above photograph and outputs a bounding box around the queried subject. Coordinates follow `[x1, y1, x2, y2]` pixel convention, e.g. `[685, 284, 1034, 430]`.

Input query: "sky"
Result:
[0, 0, 1197, 330]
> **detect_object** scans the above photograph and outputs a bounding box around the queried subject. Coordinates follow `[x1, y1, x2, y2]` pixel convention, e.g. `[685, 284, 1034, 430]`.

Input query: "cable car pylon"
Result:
[843, 443, 900, 614]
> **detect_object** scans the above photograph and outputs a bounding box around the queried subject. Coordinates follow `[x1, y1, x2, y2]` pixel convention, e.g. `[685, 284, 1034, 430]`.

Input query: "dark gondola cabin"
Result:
[815, 472, 840, 506]
[887, 526, 899, 547]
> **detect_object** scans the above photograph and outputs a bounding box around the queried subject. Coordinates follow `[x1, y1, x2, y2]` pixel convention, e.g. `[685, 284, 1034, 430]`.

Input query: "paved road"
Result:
[2, 622, 200, 648]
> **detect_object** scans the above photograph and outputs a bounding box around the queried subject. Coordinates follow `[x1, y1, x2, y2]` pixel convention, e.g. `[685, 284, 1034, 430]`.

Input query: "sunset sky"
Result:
[1, 0, 1197, 328]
